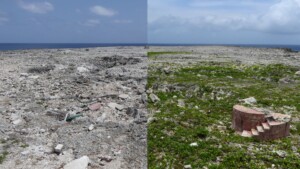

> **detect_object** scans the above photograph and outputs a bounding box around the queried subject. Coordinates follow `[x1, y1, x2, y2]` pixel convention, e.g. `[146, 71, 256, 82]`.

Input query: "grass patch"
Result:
[148, 51, 192, 59]
[148, 60, 300, 168]
[20, 143, 29, 148]
[0, 151, 8, 164]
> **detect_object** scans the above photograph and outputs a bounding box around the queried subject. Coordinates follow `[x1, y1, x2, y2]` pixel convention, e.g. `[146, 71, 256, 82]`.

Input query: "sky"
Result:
[149, 0, 300, 44]
[1, 1, 300, 44]
[0, 0, 147, 43]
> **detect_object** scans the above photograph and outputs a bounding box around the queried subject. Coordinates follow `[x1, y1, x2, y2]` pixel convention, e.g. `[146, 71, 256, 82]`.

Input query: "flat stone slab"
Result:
[88, 103, 101, 111]
[64, 156, 90, 169]
[108, 102, 125, 111]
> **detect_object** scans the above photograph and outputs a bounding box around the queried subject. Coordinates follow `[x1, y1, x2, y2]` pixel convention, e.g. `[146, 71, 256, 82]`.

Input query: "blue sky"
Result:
[0, 0, 147, 43]
[149, 0, 300, 44]
[1, 1, 300, 44]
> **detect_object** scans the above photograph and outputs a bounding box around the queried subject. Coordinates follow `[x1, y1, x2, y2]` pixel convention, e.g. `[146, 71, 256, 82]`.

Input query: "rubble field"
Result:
[0, 47, 147, 169]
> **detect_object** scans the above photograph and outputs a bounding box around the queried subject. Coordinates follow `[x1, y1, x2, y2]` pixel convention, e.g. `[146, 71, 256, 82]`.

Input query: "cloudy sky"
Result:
[149, 0, 300, 44]
[0, 0, 147, 43]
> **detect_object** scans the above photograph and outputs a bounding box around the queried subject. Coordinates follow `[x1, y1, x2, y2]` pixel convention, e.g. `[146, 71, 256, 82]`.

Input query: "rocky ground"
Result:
[147, 46, 300, 169]
[148, 46, 300, 66]
[0, 47, 147, 169]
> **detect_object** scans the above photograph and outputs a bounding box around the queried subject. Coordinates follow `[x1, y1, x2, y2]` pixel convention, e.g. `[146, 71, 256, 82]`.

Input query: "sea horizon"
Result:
[0, 43, 300, 51]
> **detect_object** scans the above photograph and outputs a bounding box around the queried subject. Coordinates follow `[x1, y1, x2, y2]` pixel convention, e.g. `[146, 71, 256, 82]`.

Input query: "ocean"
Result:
[0, 43, 146, 51]
[149, 44, 300, 52]
[0, 43, 300, 52]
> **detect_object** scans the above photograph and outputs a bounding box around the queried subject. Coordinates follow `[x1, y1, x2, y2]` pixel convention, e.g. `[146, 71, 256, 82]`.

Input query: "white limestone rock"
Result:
[63, 156, 90, 169]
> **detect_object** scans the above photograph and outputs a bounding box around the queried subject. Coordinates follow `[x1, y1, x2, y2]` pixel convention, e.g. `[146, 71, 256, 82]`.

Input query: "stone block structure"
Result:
[232, 105, 291, 140]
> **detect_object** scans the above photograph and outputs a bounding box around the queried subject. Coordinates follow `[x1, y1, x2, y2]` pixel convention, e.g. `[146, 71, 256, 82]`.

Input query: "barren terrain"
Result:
[0, 47, 147, 169]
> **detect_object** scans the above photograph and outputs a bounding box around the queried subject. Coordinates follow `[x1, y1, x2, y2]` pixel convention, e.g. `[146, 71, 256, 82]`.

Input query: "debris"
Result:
[65, 113, 83, 122]
[88, 103, 101, 111]
[54, 144, 64, 154]
[0, 47, 147, 168]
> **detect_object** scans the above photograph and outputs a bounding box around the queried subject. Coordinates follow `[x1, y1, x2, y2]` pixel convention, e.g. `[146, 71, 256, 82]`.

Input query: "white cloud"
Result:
[82, 19, 100, 27]
[149, 0, 300, 34]
[113, 19, 132, 24]
[19, 0, 54, 14]
[90, 6, 116, 17]
[255, 0, 300, 33]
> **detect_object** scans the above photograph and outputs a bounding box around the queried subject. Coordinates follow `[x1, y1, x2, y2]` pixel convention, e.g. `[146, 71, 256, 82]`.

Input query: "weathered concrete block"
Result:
[232, 105, 291, 141]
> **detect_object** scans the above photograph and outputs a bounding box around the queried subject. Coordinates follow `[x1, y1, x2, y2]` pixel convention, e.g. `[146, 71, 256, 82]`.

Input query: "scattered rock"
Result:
[163, 67, 171, 74]
[0, 47, 147, 169]
[99, 155, 113, 162]
[126, 107, 139, 118]
[184, 164, 192, 169]
[88, 103, 101, 111]
[12, 119, 23, 125]
[292, 146, 298, 152]
[177, 99, 185, 108]
[55, 144, 64, 154]
[241, 97, 257, 104]
[295, 71, 300, 75]
[77, 67, 89, 73]
[119, 94, 129, 99]
[149, 93, 160, 102]
[20, 73, 29, 77]
[276, 150, 287, 158]
[28, 75, 39, 79]
[63, 156, 90, 169]
[96, 112, 107, 123]
[0, 96, 11, 106]
[190, 142, 198, 147]
[279, 77, 293, 84]
[88, 124, 94, 131]
[28, 65, 54, 74]
[141, 93, 147, 104]
[108, 102, 124, 111]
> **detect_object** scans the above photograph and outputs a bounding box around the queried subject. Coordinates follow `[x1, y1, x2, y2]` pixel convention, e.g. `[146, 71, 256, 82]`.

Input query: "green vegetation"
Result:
[148, 51, 192, 59]
[148, 56, 300, 169]
[0, 139, 6, 144]
[0, 151, 8, 164]
[20, 144, 29, 148]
